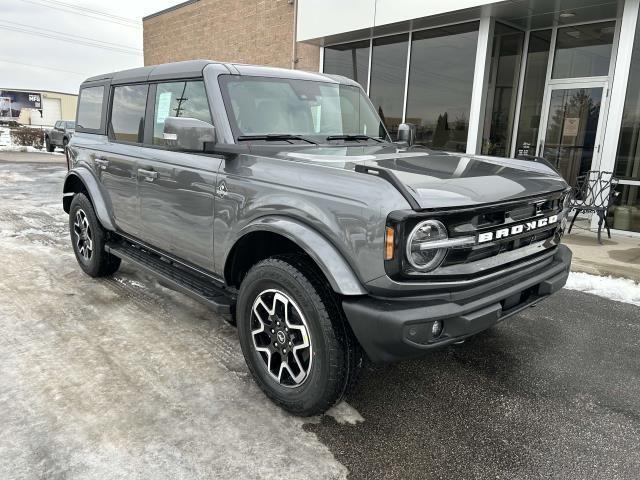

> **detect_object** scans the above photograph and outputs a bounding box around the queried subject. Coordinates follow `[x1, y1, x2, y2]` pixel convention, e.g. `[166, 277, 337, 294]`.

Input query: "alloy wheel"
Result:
[73, 208, 93, 261]
[250, 289, 312, 387]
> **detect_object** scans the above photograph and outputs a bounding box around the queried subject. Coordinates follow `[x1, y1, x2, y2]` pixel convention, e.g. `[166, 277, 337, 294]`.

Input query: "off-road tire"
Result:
[45, 136, 55, 152]
[237, 254, 361, 416]
[69, 193, 121, 277]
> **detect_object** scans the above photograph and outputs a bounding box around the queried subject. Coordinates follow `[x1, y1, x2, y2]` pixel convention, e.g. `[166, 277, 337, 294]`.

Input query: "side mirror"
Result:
[396, 123, 416, 146]
[163, 116, 216, 152]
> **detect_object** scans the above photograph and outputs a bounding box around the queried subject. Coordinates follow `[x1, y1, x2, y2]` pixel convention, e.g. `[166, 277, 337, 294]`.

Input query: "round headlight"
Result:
[406, 219, 448, 272]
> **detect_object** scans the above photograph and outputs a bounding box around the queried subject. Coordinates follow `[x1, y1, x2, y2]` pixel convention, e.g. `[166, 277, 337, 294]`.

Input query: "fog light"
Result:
[431, 320, 443, 337]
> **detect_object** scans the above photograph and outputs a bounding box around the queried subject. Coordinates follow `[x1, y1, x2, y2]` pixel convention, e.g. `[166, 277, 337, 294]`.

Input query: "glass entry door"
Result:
[538, 83, 606, 186]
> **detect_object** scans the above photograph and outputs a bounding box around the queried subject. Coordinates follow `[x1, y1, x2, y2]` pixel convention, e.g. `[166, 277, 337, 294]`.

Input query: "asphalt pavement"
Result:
[1, 155, 639, 479]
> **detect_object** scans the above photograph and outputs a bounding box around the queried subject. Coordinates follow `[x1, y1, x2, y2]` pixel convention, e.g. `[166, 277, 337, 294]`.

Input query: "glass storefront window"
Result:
[616, 13, 640, 181]
[514, 29, 552, 157]
[405, 22, 479, 152]
[552, 22, 615, 79]
[323, 40, 370, 89]
[369, 34, 409, 137]
[611, 184, 640, 233]
[482, 23, 524, 157]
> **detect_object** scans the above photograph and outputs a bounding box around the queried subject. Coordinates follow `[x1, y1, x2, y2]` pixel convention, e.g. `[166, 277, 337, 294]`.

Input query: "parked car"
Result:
[45, 120, 74, 152]
[62, 60, 573, 416]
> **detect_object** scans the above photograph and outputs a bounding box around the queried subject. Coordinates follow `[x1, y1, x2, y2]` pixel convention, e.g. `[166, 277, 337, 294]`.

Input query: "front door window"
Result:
[541, 86, 603, 186]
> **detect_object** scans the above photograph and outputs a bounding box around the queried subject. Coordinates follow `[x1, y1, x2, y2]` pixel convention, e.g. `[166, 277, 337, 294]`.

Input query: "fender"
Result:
[233, 216, 367, 296]
[62, 167, 116, 231]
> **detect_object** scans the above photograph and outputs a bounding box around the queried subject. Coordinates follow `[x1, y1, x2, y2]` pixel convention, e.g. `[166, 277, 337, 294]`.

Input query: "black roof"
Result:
[82, 60, 219, 86]
[81, 60, 360, 88]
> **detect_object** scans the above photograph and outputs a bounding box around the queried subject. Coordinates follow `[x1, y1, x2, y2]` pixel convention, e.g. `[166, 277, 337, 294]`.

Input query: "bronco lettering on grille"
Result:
[477, 215, 558, 244]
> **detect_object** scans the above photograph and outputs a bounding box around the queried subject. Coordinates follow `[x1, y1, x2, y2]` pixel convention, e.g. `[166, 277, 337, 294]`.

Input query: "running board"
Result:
[105, 241, 234, 314]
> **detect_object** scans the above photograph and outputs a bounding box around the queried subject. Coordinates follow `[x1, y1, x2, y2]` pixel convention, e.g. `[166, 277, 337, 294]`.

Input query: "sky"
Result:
[1, 0, 183, 94]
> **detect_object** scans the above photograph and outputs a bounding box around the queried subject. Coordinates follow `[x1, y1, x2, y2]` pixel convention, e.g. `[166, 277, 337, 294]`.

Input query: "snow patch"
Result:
[565, 272, 640, 306]
[0, 145, 64, 155]
[114, 276, 147, 289]
[325, 401, 365, 425]
[0, 171, 36, 183]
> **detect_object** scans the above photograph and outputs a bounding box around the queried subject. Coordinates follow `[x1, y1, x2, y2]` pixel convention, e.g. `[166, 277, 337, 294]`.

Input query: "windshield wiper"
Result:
[237, 134, 318, 144]
[326, 134, 384, 143]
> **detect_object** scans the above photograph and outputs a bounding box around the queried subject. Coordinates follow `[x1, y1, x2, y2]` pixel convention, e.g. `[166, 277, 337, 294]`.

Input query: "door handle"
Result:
[138, 168, 158, 181]
[94, 157, 109, 170]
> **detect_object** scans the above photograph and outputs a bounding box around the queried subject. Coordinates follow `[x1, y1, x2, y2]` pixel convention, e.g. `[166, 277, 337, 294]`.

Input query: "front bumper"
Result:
[342, 244, 572, 363]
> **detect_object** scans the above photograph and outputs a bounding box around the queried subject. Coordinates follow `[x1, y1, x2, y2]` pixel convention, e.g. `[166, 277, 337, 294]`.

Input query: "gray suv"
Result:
[45, 120, 75, 152]
[63, 60, 572, 416]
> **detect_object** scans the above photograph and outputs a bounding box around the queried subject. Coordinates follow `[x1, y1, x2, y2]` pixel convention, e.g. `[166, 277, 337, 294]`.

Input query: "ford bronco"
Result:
[63, 60, 572, 416]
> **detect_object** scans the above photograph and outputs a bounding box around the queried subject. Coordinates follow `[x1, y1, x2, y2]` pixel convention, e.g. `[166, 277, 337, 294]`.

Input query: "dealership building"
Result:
[0, 89, 77, 127]
[143, 0, 640, 234]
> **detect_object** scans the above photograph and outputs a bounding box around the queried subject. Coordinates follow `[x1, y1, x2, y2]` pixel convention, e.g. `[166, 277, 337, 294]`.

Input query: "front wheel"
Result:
[45, 136, 55, 152]
[237, 254, 361, 416]
[69, 193, 121, 277]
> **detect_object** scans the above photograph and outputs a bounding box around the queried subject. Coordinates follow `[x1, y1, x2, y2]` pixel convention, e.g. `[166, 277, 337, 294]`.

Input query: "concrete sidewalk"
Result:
[564, 226, 640, 282]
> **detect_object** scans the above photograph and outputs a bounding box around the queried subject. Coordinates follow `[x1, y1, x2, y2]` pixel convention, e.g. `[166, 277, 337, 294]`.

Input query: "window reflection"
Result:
[543, 88, 602, 186]
[369, 34, 409, 138]
[514, 30, 552, 157]
[612, 184, 640, 233]
[616, 14, 640, 181]
[323, 40, 370, 89]
[482, 23, 524, 157]
[405, 22, 479, 152]
[552, 22, 615, 79]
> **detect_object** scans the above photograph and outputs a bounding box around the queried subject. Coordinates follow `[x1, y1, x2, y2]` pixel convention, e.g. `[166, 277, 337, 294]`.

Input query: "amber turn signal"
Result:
[384, 226, 395, 260]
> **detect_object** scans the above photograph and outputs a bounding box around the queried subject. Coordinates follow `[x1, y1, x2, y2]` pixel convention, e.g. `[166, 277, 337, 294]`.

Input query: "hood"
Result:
[275, 145, 568, 210]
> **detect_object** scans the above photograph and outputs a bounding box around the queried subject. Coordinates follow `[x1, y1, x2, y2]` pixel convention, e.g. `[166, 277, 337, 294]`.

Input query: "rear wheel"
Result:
[237, 254, 361, 416]
[69, 193, 120, 277]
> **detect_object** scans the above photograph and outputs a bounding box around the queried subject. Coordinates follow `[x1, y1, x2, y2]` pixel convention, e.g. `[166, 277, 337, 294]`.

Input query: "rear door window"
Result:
[76, 86, 104, 130]
[110, 84, 149, 143]
[152, 81, 211, 146]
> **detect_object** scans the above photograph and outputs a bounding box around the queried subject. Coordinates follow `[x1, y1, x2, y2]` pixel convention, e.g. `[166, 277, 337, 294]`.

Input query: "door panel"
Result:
[95, 148, 140, 236]
[540, 86, 603, 186]
[136, 148, 220, 270]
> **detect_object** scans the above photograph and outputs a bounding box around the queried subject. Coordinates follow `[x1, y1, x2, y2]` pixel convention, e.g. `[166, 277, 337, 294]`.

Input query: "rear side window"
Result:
[153, 81, 211, 145]
[110, 84, 148, 143]
[76, 86, 104, 130]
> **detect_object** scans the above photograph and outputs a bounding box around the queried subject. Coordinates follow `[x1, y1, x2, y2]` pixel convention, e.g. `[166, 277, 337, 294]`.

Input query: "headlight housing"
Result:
[405, 219, 448, 271]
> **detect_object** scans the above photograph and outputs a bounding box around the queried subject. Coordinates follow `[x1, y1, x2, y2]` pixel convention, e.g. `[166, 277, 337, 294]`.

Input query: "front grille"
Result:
[444, 228, 555, 266]
[441, 195, 563, 268]
[386, 191, 567, 281]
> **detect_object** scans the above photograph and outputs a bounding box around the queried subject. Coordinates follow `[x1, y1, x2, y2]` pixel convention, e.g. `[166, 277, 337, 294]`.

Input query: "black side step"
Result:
[106, 241, 234, 314]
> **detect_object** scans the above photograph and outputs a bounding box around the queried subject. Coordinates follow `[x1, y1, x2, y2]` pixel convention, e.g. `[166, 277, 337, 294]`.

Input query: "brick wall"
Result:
[143, 0, 319, 72]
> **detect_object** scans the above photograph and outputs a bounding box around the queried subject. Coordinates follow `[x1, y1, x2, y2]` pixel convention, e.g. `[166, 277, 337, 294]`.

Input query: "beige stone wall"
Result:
[143, 0, 319, 72]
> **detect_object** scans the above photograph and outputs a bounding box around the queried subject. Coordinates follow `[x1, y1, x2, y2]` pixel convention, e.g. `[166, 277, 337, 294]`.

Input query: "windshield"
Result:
[219, 75, 389, 142]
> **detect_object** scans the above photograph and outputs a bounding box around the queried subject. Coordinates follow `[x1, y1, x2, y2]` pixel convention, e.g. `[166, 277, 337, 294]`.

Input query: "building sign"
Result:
[563, 118, 580, 137]
[0, 90, 42, 121]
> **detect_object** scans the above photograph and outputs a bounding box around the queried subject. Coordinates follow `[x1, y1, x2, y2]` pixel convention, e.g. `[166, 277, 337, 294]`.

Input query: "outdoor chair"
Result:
[567, 170, 619, 245]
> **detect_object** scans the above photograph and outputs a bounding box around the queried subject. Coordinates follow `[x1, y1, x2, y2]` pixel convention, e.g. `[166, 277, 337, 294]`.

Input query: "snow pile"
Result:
[565, 271, 640, 306]
[0, 145, 63, 155]
[0, 127, 10, 146]
[325, 401, 365, 425]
